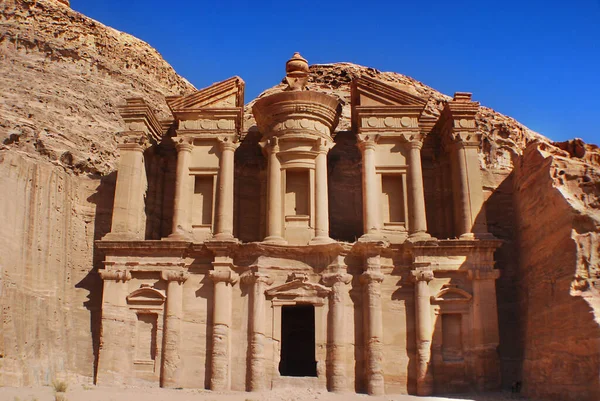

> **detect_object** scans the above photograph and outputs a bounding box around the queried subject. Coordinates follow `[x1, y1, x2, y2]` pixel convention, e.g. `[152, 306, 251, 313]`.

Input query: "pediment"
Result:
[126, 286, 166, 305]
[166, 76, 244, 112]
[266, 279, 331, 305]
[351, 76, 427, 108]
[430, 285, 472, 304]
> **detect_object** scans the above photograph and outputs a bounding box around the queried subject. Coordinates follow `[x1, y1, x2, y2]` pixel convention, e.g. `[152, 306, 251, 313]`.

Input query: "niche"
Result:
[135, 313, 158, 367]
[285, 169, 310, 217]
[442, 314, 463, 362]
[192, 175, 214, 227]
[380, 174, 406, 225]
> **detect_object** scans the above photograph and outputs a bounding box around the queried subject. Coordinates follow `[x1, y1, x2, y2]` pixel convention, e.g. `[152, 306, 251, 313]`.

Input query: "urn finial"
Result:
[285, 52, 309, 91]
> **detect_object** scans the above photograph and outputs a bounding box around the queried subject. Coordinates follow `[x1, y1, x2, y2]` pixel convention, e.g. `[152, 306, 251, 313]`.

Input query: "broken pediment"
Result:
[430, 285, 472, 304]
[266, 279, 331, 305]
[166, 76, 245, 112]
[126, 285, 166, 306]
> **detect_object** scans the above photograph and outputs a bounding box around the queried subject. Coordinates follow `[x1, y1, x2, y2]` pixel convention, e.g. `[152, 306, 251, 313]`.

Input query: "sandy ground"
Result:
[0, 386, 533, 401]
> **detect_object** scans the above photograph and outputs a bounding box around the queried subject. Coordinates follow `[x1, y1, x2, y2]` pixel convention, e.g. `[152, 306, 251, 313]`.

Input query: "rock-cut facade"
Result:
[97, 53, 503, 395]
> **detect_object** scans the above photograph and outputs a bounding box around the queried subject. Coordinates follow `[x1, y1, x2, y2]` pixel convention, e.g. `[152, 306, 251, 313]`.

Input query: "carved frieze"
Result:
[179, 118, 236, 131]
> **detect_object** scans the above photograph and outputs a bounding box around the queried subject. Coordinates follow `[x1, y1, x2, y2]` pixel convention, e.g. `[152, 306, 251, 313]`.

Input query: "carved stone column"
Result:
[311, 139, 334, 244]
[242, 271, 273, 391]
[453, 137, 488, 239]
[264, 137, 286, 244]
[214, 138, 238, 240]
[209, 266, 238, 390]
[97, 269, 132, 384]
[361, 253, 385, 395]
[169, 138, 194, 239]
[469, 268, 501, 390]
[323, 269, 352, 392]
[105, 134, 148, 240]
[412, 268, 434, 396]
[406, 139, 430, 240]
[358, 135, 380, 239]
[441, 92, 489, 239]
[160, 270, 189, 388]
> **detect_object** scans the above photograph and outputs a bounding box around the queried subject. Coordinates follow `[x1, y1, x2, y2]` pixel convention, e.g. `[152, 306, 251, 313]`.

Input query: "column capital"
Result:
[117, 132, 149, 152]
[357, 133, 379, 151]
[360, 270, 384, 284]
[241, 271, 274, 286]
[411, 269, 434, 283]
[218, 136, 239, 152]
[450, 131, 481, 148]
[175, 137, 194, 152]
[468, 268, 500, 281]
[209, 269, 239, 285]
[161, 270, 190, 283]
[406, 139, 424, 150]
[98, 269, 131, 282]
[322, 272, 352, 286]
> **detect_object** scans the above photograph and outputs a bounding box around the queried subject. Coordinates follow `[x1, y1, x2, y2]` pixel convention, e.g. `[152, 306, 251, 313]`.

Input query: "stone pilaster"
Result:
[360, 253, 385, 395]
[160, 270, 189, 388]
[323, 267, 352, 393]
[406, 139, 430, 240]
[441, 92, 490, 239]
[104, 133, 148, 240]
[310, 138, 334, 244]
[264, 136, 286, 244]
[358, 135, 381, 240]
[208, 246, 239, 391]
[169, 138, 194, 240]
[469, 268, 501, 390]
[241, 271, 273, 391]
[214, 138, 239, 241]
[97, 269, 132, 385]
[411, 267, 434, 396]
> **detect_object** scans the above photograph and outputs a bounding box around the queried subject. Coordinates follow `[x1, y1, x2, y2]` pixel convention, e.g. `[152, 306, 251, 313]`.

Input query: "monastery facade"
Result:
[96, 53, 502, 395]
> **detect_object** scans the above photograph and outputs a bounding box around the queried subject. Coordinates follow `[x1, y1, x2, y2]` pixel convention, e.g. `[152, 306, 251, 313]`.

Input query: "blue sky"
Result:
[73, 0, 599, 143]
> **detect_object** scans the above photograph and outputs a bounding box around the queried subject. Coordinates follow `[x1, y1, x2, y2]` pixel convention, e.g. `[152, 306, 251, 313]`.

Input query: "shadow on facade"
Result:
[77, 171, 116, 383]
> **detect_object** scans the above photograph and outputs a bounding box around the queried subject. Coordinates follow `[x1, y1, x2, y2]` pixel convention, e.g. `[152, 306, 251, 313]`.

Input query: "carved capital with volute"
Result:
[357, 133, 380, 151]
[411, 269, 434, 283]
[209, 269, 239, 285]
[161, 270, 190, 283]
[175, 136, 194, 153]
[241, 271, 274, 287]
[98, 269, 132, 282]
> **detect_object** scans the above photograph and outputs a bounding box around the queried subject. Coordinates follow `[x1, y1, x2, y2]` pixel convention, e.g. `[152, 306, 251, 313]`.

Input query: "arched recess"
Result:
[126, 285, 166, 381]
[430, 284, 473, 393]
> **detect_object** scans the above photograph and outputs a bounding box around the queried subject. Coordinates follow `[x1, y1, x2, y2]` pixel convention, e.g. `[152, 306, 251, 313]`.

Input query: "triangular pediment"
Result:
[166, 76, 244, 112]
[266, 279, 331, 305]
[351, 76, 427, 107]
[430, 285, 472, 304]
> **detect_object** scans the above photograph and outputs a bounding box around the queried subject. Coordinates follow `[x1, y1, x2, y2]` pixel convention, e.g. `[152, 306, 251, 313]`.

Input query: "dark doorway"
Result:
[279, 304, 317, 377]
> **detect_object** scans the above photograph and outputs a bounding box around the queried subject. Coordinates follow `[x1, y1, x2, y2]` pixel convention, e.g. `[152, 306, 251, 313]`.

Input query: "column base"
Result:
[358, 232, 383, 242]
[211, 233, 238, 242]
[166, 234, 192, 241]
[408, 231, 434, 242]
[262, 236, 287, 245]
[309, 236, 335, 245]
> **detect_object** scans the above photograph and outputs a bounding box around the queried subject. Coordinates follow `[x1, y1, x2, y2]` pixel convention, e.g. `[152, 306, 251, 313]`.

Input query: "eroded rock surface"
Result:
[0, 0, 193, 385]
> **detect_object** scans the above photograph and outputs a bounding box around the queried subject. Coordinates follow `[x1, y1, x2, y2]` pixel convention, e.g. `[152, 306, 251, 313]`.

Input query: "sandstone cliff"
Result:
[0, 0, 599, 399]
[0, 0, 193, 385]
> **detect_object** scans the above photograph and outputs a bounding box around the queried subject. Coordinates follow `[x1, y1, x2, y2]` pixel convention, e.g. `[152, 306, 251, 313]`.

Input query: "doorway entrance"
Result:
[279, 304, 317, 377]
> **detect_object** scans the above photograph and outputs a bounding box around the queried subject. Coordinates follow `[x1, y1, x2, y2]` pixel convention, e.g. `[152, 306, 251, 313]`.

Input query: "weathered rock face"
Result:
[513, 141, 600, 400]
[0, 0, 193, 386]
[0, 0, 599, 399]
